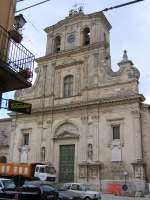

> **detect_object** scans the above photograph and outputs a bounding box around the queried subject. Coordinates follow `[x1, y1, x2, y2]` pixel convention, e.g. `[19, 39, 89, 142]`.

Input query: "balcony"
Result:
[0, 25, 35, 92]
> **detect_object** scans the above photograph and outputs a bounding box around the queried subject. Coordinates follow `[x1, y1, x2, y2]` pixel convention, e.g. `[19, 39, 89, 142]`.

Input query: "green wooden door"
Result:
[59, 144, 75, 183]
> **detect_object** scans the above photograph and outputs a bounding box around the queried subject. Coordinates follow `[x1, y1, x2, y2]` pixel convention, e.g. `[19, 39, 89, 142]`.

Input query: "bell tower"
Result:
[44, 9, 112, 92]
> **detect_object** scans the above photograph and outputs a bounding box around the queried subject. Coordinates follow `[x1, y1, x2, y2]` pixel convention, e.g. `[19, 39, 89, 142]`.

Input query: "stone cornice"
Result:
[0, 144, 9, 148]
[55, 60, 84, 70]
[44, 11, 111, 33]
[0, 118, 11, 122]
[83, 80, 139, 91]
[16, 79, 139, 103]
[78, 161, 103, 166]
[23, 94, 145, 117]
[10, 94, 145, 118]
[36, 42, 106, 63]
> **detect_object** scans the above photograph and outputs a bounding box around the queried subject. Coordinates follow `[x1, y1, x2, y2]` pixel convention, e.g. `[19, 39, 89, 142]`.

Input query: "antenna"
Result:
[72, 2, 78, 10]
[72, 2, 84, 10]
[69, 2, 84, 16]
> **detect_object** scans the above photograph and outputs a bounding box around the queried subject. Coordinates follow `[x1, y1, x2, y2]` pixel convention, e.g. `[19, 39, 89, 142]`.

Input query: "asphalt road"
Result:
[101, 194, 150, 200]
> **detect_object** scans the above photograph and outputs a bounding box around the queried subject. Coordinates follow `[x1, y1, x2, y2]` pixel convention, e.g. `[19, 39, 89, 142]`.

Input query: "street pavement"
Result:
[101, 194, 150, 200]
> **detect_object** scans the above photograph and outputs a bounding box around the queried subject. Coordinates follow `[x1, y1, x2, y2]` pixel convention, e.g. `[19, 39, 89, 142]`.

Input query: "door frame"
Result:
[59, 144, 75, 182]
[53, 139, 78, 182]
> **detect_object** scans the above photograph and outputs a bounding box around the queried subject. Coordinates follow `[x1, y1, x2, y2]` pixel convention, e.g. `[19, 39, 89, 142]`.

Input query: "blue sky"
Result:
[0, 0, 150, 118]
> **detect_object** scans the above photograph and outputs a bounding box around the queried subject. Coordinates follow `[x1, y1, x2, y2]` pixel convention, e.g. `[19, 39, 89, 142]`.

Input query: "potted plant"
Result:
[18, 68, 33, 79]
[9, 30, 23, 43]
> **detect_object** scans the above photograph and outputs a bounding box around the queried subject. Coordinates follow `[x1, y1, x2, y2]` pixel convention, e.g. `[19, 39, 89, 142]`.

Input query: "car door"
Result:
[0, 181, 5, 198]
[41, 184, 58, 200]
[0, 181, 14, 199]
[0, 181, 3, 191]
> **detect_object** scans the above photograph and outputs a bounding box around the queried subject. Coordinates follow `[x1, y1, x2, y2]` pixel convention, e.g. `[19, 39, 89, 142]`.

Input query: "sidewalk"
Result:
[101, 194, 150, 200]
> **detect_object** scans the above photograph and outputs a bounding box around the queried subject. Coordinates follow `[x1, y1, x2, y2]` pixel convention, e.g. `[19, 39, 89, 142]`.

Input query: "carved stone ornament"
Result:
[0, 130, 8, 145]
[67, 33, 75, 43]
[78, 162, 102, 179]
[53, 131, 79, 140]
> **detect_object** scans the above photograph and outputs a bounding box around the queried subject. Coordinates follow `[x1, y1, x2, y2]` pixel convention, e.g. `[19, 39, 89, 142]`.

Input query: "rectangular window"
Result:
[23, 133, 29, 145]
[112, 126, 120, 140]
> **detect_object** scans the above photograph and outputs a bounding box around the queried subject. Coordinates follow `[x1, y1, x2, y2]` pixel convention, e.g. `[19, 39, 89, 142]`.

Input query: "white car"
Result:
[0, 178, 15, 191]
[64, 183, 101, 200]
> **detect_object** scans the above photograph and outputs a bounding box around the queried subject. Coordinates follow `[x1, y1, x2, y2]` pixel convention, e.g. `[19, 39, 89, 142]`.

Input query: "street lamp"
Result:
[14, 14, 26, 30]
[9, 14, 26, 43]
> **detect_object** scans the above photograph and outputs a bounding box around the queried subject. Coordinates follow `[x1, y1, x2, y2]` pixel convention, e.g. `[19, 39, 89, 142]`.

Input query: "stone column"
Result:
[132, 110, 142, 161]
[80, 110, 88, 161]
[91, 115, 99, 161]
[47, 119, 54, 164]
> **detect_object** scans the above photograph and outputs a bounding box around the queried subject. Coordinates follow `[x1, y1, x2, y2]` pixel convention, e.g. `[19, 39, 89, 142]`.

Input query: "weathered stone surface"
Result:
[0, 10, 149, 190]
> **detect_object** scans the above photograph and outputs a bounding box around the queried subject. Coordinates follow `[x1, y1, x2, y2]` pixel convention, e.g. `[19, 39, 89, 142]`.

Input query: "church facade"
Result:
[0, 9, 150, 190]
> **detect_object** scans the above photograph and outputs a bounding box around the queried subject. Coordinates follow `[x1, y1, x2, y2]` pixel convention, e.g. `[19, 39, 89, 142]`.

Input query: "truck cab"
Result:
[34, 165, 56, 181]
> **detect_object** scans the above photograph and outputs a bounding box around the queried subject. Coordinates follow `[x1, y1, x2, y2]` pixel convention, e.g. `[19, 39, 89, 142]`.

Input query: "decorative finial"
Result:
[123, 50, 128, 61]
[118, 49, 133, 67]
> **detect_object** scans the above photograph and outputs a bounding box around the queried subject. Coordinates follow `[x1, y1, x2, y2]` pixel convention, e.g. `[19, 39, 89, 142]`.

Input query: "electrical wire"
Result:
[16, 0, 25, 2]
[102, 0, 144, 12]
[16, 0, 51, 13]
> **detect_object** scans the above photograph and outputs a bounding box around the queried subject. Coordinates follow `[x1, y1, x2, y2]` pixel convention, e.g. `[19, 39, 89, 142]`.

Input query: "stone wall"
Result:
[0, 118, 12, 162]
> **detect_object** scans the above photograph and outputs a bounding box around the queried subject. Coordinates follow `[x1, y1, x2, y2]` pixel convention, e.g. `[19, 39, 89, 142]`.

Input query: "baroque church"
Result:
[0, 9, 150, 190]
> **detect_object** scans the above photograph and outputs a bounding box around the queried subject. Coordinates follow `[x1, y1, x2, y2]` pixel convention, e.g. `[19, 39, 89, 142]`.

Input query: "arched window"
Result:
[41, 147, 46, 162]
[0, 156, 7, 163]
[54, 36, 61, 53]
[83, 27, 90, 46]
[64, 75, 73, 97]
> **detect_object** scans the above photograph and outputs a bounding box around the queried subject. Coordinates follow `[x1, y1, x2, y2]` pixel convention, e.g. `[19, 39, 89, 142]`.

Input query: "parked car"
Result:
[63, 183, 101, 200]
[0, 179, 58, 200]
[0, 178, 40, 200]
[0, 178, 15, 191]
[50, 183, 82, 200]
[24, 181, 58, 200]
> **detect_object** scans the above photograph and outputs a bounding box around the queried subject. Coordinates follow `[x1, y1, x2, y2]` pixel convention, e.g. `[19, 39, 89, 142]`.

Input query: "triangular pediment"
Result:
[53, 131, 79, 140]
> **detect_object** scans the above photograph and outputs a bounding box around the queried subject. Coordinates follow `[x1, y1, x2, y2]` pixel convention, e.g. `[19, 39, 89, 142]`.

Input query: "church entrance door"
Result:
[59, 144, 75, 182]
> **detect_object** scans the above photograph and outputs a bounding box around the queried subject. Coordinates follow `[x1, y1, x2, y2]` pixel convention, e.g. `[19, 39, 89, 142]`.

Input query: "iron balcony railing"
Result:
[0, 24, 35, 83]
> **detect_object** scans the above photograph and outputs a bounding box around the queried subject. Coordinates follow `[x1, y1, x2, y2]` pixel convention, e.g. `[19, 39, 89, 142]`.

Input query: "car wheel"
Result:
[84, 197, 91, 200]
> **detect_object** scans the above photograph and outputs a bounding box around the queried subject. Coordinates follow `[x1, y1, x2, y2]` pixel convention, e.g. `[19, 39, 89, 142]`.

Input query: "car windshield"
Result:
[45, 166, 56, 174]
[3, 180, 15, 189]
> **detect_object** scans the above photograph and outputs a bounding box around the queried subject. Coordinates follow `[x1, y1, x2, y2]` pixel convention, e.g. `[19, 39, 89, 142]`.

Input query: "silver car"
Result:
[64, 183, 101, 200]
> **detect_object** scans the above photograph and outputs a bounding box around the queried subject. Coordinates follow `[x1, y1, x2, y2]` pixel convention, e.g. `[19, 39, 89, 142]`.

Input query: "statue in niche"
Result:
[87, 143, 93, 161]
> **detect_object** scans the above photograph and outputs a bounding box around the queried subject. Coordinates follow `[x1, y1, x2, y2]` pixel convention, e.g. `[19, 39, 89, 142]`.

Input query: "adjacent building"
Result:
[0, 118, 12, 162]
[0, 9, 150, 191]
[0, 0, 34, 162]
[0, 0, 16, 31]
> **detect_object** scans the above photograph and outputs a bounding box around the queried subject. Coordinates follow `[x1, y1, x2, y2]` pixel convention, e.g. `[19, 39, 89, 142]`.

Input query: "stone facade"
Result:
[0, 118, 12, 162]
[0, 9, 150, 190]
